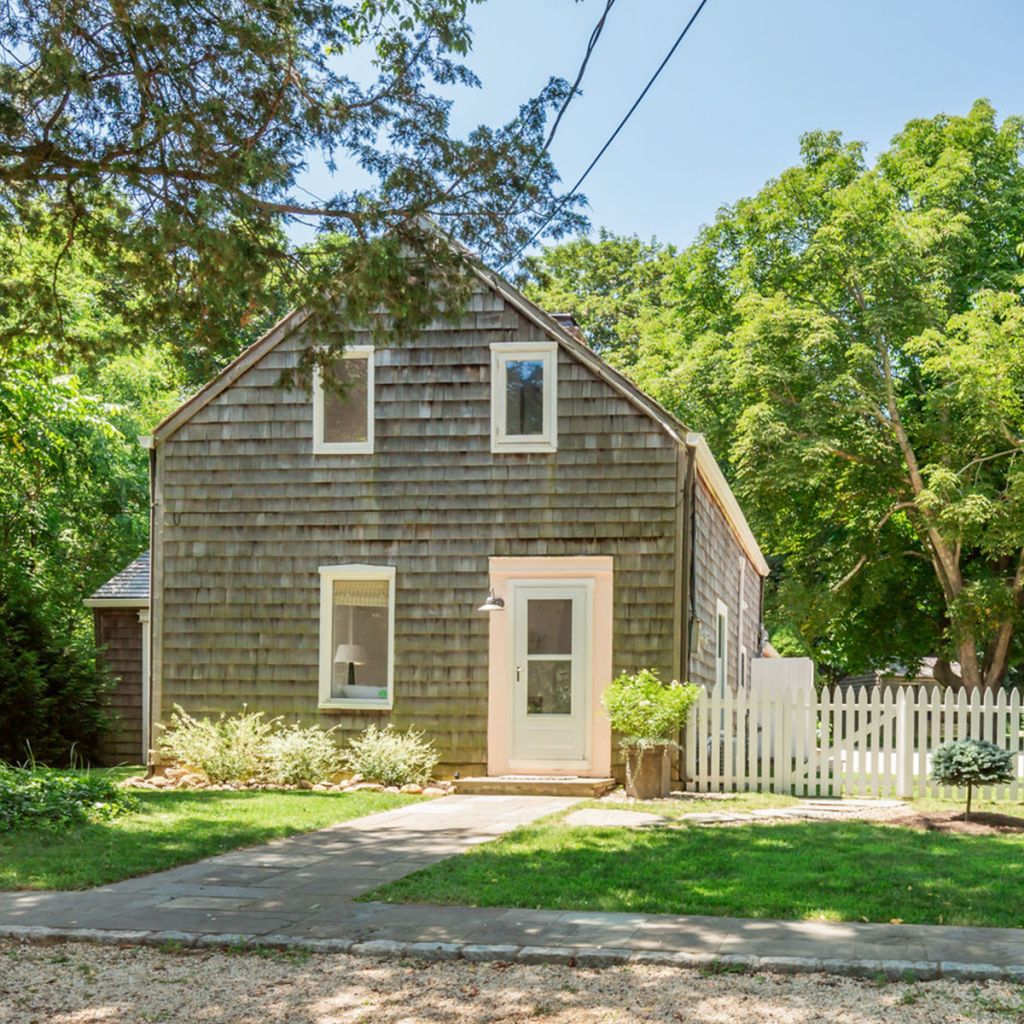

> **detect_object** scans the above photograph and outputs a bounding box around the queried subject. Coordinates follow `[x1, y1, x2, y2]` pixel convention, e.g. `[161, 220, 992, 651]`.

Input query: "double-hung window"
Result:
[318, 565, 395, 709]
[490, 342, 558, 453]
[313, 346, 374, 454]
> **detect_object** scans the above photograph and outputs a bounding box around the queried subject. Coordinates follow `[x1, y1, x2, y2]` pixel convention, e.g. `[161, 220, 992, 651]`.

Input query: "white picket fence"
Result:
[683, 685, 1024, 801]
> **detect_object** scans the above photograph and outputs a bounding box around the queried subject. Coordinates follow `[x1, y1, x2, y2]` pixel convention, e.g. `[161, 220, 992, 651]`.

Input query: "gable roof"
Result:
[142, 257, 768, 575]
[85, 550, 150, 606]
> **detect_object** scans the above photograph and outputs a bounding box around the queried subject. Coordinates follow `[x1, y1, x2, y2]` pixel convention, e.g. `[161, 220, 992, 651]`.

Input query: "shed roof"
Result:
[85, 550, 150, 606]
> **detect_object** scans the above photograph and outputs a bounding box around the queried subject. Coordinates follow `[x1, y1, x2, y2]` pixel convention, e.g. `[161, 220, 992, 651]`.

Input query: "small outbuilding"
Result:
[85, 551, 150, 765]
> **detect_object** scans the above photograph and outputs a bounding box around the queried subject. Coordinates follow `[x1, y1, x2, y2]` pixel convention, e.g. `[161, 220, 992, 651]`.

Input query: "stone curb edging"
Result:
[0, 925, 1016, 983]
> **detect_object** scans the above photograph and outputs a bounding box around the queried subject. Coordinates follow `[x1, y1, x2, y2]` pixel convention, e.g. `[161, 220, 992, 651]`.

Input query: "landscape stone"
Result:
[516, 946, 575, 965]
[758, 956, 823, 974]
[461, 944, 521, 962]
[880, 959, 940, 981]
[941, 961, 1003, 981]
[403, 941, 461, 961]
[573, 948, 633, 968]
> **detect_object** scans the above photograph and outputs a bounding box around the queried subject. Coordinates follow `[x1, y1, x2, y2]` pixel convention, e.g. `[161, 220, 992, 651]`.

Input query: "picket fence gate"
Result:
[682, 684, 1024, 801]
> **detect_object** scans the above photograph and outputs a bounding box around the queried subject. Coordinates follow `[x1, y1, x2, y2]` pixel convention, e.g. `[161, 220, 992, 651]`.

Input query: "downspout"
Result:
[143, 438, 156, 771]
[677, 443, 697, 786]
[757, 572, 766, 656]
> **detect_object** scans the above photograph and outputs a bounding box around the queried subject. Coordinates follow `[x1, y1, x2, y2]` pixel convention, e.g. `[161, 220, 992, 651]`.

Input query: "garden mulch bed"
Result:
[884, 810, 1024, 835]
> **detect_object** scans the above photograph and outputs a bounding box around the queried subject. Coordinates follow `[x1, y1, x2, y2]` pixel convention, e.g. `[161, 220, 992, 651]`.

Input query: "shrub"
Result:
[265, 723, 342, 784]
[157, 705, 278, 782]
[602, 669, 700, 748]
[930, 738, 1016, 818]
[0, 574, 112, 765]
[0, 765, 138, 832]
[341, 724, 439, 787]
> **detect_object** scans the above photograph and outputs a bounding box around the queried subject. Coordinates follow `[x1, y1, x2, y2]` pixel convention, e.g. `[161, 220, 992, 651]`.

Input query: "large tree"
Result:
[528, 102, 1024, 689]
[0, 0, 586, 378]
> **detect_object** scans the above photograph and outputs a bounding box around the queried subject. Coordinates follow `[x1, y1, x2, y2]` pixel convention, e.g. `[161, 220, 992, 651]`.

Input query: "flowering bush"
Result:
[601, 669, 700, 749]
[265, 723, 343, 785]
[930, 738, 1015, 818]
[157, 705, 279, 782]
[341, 724, 439, 787]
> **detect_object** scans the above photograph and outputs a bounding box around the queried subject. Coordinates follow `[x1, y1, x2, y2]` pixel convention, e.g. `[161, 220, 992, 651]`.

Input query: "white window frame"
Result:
[490, 341, 558, 453]
[715, 598, 729, 698]
[312, 345, 375, 455]
[318, 563, 395, 710]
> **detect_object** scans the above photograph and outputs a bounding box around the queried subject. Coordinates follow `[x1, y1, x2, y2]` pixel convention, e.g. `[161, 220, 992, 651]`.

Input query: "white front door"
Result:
[509, 579, 592, 767]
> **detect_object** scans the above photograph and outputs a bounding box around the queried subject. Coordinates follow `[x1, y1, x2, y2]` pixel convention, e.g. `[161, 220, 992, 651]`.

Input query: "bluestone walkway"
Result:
[2, 794, 1023, 981]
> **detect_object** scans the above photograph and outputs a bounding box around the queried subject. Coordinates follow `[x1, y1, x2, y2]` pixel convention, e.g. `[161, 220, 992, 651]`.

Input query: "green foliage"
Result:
[265, 723, 343, 785]
[0, 1, 585, 370]
[930, 738, 1015, 816]
[0, 765, 137, 833]
[521, 230, 678, 366]
[341, 724, 439, 787]
[0, 574, 111, 764]
[532, 100, 1024, 687]
[601, 669, 700, 747]
[157, 705, 279, 783]
[157, 706, 348, 784]
[1, 788, 419, 890]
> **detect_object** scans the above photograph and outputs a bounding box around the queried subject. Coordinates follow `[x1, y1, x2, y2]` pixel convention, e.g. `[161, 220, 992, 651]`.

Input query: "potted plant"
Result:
[602, 669, 700, 800]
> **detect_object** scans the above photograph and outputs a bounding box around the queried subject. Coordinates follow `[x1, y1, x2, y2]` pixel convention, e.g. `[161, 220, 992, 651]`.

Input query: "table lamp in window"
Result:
[334, 644, 367, 688]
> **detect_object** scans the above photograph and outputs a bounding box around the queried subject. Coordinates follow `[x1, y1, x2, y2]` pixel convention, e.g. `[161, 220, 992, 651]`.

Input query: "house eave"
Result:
[84, 597, 150, 609]
[686, 432, 770, 577]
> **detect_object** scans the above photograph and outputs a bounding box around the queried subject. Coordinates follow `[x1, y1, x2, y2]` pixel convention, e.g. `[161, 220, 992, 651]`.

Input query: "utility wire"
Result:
[542, 0, 618, 155]
[501, 0, 711, 270]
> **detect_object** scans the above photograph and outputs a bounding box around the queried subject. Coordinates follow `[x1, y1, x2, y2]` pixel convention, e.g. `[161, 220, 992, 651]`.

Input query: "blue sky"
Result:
[296, 0, 1024, 255]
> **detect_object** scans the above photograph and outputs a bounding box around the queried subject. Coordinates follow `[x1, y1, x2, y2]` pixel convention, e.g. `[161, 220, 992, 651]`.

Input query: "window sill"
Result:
[318, 700, 393, 712]
[492, 440, 558, 454]
[313, 443, 374, 455]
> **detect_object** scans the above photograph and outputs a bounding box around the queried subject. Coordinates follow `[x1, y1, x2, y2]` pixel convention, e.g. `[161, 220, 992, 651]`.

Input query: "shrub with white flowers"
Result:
[601, 669, 700, 751]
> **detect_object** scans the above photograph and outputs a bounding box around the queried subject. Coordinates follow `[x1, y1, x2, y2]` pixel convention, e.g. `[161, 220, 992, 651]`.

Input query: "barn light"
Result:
[478, 588, 505, 612]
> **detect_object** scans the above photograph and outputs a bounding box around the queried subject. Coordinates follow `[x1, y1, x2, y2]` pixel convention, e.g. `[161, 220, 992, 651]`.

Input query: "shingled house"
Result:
[89, 258, 770, 784]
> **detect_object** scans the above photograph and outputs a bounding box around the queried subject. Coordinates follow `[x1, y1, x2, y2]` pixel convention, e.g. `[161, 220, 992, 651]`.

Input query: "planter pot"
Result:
[625, 744, 671, 800]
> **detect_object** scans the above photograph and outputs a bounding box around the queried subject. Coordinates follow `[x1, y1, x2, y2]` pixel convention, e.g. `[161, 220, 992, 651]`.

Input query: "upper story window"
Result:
[313, 345, 374, 454]
[490, 342, 558, 453]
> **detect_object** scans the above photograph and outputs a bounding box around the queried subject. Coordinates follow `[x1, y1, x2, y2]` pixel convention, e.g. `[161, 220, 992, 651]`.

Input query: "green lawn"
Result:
[575, 792, 799, 818]
[2, 786, 422, 891]
[364, 802, 1024, 929]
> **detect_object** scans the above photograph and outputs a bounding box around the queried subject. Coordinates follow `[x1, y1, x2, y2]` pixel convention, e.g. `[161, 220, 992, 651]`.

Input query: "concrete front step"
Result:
[455, 776, 617, 797]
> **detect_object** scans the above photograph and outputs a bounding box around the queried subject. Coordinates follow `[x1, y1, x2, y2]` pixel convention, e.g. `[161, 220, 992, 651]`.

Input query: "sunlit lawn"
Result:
[365, 798, 1024, 928]
[2, 773, 422, 891]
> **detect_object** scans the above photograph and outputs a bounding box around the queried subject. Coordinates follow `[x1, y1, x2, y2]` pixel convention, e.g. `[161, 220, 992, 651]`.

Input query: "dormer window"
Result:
[313, 346, 374, 454]
[490, 342, 558, 453]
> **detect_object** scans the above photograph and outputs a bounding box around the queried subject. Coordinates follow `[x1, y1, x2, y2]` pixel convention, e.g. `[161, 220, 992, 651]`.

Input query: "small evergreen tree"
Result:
[930, 738, 1016, 819]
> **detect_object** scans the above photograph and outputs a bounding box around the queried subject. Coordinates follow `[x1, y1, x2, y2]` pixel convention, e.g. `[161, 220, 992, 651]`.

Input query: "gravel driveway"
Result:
[2, 941, 1020, 1023]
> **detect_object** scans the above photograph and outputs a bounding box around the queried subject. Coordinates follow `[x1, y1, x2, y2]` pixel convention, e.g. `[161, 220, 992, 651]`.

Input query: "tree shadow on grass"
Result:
[1, 790, 416, 891]
[366, 819, 1024, 928]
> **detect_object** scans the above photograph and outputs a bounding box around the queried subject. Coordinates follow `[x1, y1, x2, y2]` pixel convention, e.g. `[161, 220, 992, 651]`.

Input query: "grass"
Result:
[364, 798, 1024, 929]
[576, 791, 799, 818]
[1, 779, 422, 890]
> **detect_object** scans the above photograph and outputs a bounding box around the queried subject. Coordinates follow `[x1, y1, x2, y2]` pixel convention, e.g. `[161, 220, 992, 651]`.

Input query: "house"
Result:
[88, 257, 770, 783]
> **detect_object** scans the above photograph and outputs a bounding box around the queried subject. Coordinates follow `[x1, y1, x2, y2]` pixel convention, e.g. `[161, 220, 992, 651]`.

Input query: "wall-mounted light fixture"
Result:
[477, 587, 505, 612]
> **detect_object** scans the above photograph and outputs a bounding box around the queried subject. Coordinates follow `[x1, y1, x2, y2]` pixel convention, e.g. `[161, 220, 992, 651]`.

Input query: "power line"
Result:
[501, 0, 711, 270]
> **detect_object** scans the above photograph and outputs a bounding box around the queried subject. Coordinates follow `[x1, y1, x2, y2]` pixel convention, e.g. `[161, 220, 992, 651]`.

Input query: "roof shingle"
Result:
[88, 550, 150, 602]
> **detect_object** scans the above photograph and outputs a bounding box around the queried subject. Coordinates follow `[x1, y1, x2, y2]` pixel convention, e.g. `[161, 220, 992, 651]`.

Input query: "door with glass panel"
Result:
[509, 581, 592, 765]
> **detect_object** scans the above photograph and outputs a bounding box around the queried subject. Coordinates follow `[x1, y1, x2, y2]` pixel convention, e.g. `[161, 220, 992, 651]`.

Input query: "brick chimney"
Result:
[549, 312, 587, 344]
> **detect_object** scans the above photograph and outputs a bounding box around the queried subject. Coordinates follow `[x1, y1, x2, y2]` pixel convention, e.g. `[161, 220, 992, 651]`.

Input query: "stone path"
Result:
[565, 798, 906, 828]
[2, 794, 1023, 982]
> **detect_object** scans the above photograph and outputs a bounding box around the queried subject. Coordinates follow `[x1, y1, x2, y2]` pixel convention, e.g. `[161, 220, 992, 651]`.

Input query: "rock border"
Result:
[0, 924, 1016, 983]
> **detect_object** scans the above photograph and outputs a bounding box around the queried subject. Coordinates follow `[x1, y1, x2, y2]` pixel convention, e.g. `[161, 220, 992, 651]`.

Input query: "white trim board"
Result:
[688, 433, 770, 577]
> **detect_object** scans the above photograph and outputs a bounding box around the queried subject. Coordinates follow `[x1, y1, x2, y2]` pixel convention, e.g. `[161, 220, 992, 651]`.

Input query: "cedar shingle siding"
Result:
[153, 290, 680, 771]
[94, 609, 143, 765]
[691, 475, 762, 694]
